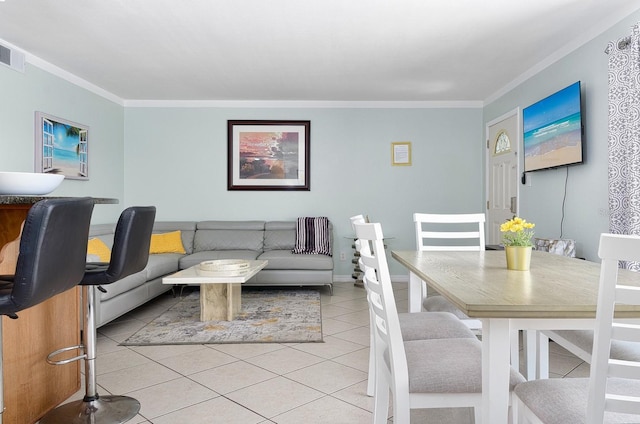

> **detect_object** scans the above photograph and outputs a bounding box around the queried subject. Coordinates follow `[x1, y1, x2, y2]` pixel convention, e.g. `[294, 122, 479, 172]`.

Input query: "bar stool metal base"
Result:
[39, 395, 140, 424]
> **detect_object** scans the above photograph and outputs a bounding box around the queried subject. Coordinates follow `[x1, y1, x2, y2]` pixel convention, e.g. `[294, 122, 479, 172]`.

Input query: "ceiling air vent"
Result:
[0, 44, 25, 73]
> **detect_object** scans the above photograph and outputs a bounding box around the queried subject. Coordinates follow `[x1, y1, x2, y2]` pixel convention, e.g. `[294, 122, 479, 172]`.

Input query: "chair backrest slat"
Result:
[587, 233, 640, 423]
[354, 221, 409, 394]
[414, 213, 485, 251]
[611, 323, 640, 342]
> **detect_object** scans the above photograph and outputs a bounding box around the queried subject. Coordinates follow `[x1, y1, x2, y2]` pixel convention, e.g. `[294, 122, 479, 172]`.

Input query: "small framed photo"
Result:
[392, 141, 412, 166]
[228, 120, 310, 190]
[34, 112, 89, 180]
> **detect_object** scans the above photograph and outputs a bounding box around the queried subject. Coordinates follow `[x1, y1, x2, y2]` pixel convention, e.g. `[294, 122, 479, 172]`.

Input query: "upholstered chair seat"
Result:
[514, 377, 640, 424]
[392, 338, 524, 393]
[398, 311, 476, 340]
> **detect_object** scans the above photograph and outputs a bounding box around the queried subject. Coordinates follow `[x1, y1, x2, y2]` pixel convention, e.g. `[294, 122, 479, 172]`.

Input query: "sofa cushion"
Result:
[100, 270, 147, 301]
[264, 221, 296, 251]
[197, 220, 265, 231]
[149, 231, 186, 254]
[258, 249, 333, 270]
[145, 253, 182, 280]
[89, 224, 115, 237]
[194, 222, 265, 252]
[87, 238, 111, 262]
[180, 250, 261, 269]
[89, 233, 115, 251]
[153, 221, 196, 254]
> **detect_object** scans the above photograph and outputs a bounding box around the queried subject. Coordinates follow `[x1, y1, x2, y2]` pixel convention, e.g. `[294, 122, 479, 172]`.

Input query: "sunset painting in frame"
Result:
[228, 120, 310, 190]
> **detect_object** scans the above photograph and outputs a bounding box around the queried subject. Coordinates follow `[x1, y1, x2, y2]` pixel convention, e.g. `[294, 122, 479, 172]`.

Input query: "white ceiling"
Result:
[0, 0, 639, 103]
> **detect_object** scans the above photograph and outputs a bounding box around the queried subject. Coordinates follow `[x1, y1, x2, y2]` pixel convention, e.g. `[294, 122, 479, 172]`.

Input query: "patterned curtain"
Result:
[607, 22, 640, 270]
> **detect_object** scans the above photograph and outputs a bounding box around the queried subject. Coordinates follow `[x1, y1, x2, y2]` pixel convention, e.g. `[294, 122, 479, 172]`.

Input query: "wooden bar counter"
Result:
[0, 196, 117, 424]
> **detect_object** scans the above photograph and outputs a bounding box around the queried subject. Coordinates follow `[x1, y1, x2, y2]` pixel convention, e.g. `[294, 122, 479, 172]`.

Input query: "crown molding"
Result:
[0, 38, 126, 106]
[484, 4, 640, 105]
[123, 99, 483, 108]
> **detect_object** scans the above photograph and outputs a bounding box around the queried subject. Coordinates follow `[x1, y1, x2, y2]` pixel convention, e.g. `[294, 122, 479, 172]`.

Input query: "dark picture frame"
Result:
[228, 120, 310, 191]
[34, 111, 89, 180]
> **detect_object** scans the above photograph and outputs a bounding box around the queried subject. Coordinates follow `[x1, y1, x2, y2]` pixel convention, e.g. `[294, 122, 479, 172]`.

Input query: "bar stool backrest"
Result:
[5, 197, 94, 314]
[107, 206, 156, 282]
[83, 206, 156, 285]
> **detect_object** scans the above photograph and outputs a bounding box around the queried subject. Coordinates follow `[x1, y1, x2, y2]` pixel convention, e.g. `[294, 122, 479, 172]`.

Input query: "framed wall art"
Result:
[34, 111, 89, 180]
[228, 120, 310, 190]
[391, 141, 412, 166]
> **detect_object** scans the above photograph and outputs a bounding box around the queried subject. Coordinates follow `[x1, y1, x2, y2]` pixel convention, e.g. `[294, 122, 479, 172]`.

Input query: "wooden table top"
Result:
[392, 250, 640, 319]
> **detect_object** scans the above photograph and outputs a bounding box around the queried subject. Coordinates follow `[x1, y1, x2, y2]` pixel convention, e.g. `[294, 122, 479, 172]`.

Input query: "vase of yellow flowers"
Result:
[500, 216, 535, 271]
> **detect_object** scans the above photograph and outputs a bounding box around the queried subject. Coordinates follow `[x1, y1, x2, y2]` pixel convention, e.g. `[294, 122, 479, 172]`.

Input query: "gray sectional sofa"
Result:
[88, 220, 333, 327]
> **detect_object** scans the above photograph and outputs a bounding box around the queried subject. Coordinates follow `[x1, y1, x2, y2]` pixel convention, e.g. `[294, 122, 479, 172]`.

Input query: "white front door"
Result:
[486, 109, 520, 245]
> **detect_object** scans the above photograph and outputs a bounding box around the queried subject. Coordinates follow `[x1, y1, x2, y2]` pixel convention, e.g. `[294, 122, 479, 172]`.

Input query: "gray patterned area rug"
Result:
[121, 288, 323, 345]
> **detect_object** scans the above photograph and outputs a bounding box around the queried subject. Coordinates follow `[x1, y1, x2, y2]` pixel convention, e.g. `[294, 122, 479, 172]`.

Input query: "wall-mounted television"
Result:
[523, 81, 584, 172]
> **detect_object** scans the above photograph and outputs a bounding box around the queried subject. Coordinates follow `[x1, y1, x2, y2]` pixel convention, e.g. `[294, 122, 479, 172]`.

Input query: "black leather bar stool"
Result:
[42, 206, 156, 424]
[0, 197, 95, 424]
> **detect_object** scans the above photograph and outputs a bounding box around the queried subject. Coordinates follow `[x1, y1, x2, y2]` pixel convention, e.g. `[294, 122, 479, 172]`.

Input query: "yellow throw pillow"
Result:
[149, 231, 186, 254]
[87, 238, 111, 262]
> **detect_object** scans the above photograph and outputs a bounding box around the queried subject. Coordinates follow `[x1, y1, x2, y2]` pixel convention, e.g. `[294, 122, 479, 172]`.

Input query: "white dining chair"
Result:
[413, 212, 536, 378]
[350, 215, 477, 397]
[536, 328, 640, 380]
[537, 242, 640, 380]
[354, 220, 525, 423]
[513, 233, 640, 423]
[413, 212, 486, 329]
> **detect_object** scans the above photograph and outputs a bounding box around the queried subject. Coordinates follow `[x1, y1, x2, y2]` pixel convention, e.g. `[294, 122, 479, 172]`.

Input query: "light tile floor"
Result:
[47, 282, 588, 423]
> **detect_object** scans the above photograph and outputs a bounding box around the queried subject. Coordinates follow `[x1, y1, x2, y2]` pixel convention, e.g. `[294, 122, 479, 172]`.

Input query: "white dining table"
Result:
[391, 249, 640, 424]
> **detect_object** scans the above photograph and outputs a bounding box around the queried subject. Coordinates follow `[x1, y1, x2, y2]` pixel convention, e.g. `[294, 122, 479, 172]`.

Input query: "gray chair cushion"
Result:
[550, 330, 640, 361]
[514, 377, 640, 424]
[398, 312, 476, 340]
[423, 294, 470, 320]
[395, 338, 525, 394]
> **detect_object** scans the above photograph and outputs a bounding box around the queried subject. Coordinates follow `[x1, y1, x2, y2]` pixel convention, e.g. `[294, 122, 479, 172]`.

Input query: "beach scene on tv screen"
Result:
[523, 82, 582, 172]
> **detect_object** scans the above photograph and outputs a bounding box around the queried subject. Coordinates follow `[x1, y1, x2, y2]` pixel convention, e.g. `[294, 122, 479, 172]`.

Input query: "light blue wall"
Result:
[0, 64, 125, 222]
[484, 10, 640, 262]
[0, 59, 484, 278]
[5, 8, 638, 276]
[124, 106, 484, 276]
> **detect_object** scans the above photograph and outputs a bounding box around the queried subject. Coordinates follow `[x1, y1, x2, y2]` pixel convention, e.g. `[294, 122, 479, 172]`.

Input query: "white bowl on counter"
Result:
[0, 172, 64, 195]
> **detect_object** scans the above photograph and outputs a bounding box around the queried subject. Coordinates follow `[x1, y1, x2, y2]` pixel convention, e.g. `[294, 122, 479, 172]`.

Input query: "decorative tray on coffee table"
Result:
[198, 259, 251, 275]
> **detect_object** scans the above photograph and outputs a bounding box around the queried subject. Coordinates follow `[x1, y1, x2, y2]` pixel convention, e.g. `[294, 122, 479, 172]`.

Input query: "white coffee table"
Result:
[163, 260, 267, 321]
